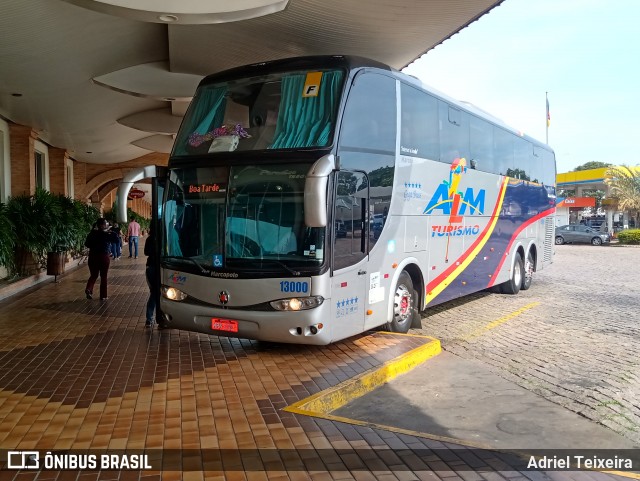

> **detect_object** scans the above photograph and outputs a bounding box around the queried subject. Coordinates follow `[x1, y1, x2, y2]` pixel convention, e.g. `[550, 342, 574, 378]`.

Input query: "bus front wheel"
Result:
[386, 271, 417, 334]
[501, 252, 523, 295]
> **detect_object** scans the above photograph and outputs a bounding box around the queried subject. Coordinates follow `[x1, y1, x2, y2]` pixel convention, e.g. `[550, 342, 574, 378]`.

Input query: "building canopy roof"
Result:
[0, 0, 502, 165]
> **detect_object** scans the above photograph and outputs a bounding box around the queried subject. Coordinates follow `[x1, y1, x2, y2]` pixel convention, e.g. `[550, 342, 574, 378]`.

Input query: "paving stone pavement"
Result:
[413, 244, 640, 443]
[0, 250, 635, 480]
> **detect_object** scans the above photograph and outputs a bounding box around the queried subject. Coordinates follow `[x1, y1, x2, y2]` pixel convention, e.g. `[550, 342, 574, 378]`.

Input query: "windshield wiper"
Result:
[163, 256, 209, 274]
[257, 259, 301, 277]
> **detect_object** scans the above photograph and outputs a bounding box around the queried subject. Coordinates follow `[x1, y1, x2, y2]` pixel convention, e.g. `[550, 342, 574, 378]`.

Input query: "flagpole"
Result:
[545, 92, 549, 145]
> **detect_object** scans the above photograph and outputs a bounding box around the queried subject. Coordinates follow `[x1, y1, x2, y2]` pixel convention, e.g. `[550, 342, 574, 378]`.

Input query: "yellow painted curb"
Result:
[284, 334, 441, 416]
[282, 322, 640, 479]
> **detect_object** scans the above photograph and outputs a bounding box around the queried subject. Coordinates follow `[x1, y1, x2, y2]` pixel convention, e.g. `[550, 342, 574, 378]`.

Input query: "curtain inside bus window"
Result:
[176, 87, 227, 154]
[164, 199, 183, 256]
[270, 71, 343, 149]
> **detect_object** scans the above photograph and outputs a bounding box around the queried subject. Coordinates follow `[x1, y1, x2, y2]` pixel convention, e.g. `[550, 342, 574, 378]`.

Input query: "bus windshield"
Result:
[172, 69, 344, 156]
[162, 163, 325, 273]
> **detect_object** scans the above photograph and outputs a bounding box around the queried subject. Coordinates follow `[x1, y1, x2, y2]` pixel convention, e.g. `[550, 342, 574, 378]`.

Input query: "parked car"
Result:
[555, 224, 610, 246]
[371, 213, 384, 240]
[335, 221, 347, 238]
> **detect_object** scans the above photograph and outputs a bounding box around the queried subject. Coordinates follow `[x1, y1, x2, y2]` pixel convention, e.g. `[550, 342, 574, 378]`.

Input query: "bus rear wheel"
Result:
[521, 251, 534, 291]
[386, 271, 416, 334]
[501, 252, 523, 295]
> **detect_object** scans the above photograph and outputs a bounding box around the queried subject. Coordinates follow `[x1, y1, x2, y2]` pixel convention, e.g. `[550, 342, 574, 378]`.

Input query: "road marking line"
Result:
[464, 301, 540, 341]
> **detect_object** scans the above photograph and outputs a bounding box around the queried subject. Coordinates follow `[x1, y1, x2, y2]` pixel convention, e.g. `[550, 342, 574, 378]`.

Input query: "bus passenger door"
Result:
[331, 170, 368, 340]
[151, 169, 166, 326]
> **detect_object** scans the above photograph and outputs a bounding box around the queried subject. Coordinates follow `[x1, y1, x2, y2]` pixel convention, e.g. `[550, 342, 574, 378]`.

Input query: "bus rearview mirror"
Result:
[304, 154, 335, 228]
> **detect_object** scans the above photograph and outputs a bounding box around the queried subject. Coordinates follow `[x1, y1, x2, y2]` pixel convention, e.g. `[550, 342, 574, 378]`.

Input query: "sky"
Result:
[402, 0, 640, 174]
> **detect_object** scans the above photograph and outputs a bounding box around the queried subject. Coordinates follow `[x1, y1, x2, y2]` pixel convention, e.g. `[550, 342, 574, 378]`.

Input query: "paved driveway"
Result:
[413, 244, 640, 443]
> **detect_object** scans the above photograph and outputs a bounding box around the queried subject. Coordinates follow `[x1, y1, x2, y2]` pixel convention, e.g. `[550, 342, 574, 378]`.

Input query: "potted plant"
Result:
[0, 202, 16, 277]
[6, 190, 99, 277]
[6, 189, 58, 275]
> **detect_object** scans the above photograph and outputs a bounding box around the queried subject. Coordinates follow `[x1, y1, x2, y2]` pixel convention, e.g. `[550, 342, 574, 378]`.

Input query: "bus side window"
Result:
[493, 127, 514, 176]
[400, 83, 438, 161]
[339, 72, 396, 154]
[439, 102, 470, 164]
[333, 171, 368, 271]
[470, 115, 494, 174]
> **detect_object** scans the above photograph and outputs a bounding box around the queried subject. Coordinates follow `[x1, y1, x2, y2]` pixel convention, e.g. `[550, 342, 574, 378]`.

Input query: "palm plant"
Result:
[605, 165, 640, 228]
[0, 202, 16, 275]
[5, 190, 100, 276]
[53, 194, 97, 256]
[6, 189, 62, 272]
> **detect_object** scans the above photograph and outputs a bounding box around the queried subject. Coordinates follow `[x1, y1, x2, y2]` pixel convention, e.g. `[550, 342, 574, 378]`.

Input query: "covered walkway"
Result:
[0, 258, 473, 478]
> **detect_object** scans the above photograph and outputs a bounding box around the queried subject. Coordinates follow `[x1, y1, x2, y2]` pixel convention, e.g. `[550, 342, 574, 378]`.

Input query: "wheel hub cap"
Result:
[525, 260, 533, 281]
[394, 285, 411, 323]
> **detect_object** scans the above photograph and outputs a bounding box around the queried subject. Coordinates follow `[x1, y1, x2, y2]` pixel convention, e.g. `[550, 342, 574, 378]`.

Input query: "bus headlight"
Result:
[270, 296, 324, 311]
[162, 286, 188, 301]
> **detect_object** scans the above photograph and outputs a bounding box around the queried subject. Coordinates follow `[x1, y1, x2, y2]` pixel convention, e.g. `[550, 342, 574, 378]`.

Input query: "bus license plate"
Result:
[211, 318, 238, 333]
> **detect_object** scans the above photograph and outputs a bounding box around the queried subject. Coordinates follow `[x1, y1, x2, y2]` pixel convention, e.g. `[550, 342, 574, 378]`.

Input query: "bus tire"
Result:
[385, 271, 416, 333]
[521, 250, 534, 291]
[501, 252, 523, 295]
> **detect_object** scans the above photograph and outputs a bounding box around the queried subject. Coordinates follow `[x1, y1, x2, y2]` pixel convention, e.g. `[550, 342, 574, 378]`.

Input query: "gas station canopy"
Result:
[0, 0, 503, 165]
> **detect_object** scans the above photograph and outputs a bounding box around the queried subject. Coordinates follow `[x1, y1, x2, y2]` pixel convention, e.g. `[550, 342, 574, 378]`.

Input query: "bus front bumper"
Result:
[159, 298, 333, 345]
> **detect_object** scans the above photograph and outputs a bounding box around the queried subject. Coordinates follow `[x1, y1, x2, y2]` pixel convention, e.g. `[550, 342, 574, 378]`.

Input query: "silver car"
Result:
[555, 224, 610, 246]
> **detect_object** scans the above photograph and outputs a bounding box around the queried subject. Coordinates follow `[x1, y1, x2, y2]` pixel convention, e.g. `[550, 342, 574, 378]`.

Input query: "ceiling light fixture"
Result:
[158, 14, 178, 22]
[60, 0, 289, 24]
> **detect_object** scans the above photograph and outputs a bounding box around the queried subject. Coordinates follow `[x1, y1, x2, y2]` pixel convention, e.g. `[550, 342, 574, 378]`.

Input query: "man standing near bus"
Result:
[128, 218, 141, 259]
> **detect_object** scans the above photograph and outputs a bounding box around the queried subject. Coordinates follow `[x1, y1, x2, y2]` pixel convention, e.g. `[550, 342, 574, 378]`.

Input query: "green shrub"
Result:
[617, 229, 640, 245]
[0, 202, 16, 274]
[5, 190, 99, 275]
[104, 206, 151, 233]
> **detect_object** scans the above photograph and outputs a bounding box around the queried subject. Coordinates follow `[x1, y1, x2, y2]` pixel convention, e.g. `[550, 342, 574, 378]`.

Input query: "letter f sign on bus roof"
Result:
[302, 72, 323, 97]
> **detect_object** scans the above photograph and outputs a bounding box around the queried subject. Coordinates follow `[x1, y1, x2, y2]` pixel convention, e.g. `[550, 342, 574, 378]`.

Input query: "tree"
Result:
[368, 166, 394, 187]
[573, 161, 612, 171]
[605, 165, 640, 227]
[557, 188, 575, 198]
[506, 168, 530, 181]
[581, 189, 606, 212]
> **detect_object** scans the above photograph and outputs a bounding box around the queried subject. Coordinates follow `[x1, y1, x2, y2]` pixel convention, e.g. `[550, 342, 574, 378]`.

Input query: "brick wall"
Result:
[7, 120, 166, 222]
[9, 124, 37, 196]
[127, 198, 151, 219]
[48, 147, 66, 196]
[73, 161, 86, 200]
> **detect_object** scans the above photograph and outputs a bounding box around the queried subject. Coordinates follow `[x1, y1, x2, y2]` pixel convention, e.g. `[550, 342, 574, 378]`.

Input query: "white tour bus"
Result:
[118, 55, 556, 345]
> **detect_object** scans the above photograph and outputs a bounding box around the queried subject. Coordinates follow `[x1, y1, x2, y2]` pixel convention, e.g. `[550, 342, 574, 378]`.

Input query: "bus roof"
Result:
[392, 69, 553, 152]
[199, 55, 391, 87]
[196, 54, 553, 154]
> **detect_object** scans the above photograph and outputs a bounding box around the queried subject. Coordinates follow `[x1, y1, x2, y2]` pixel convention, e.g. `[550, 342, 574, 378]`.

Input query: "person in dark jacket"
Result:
[110, 222, 122, 260]
[84, 217, 119, 301]
[144, 228, 159, 327]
